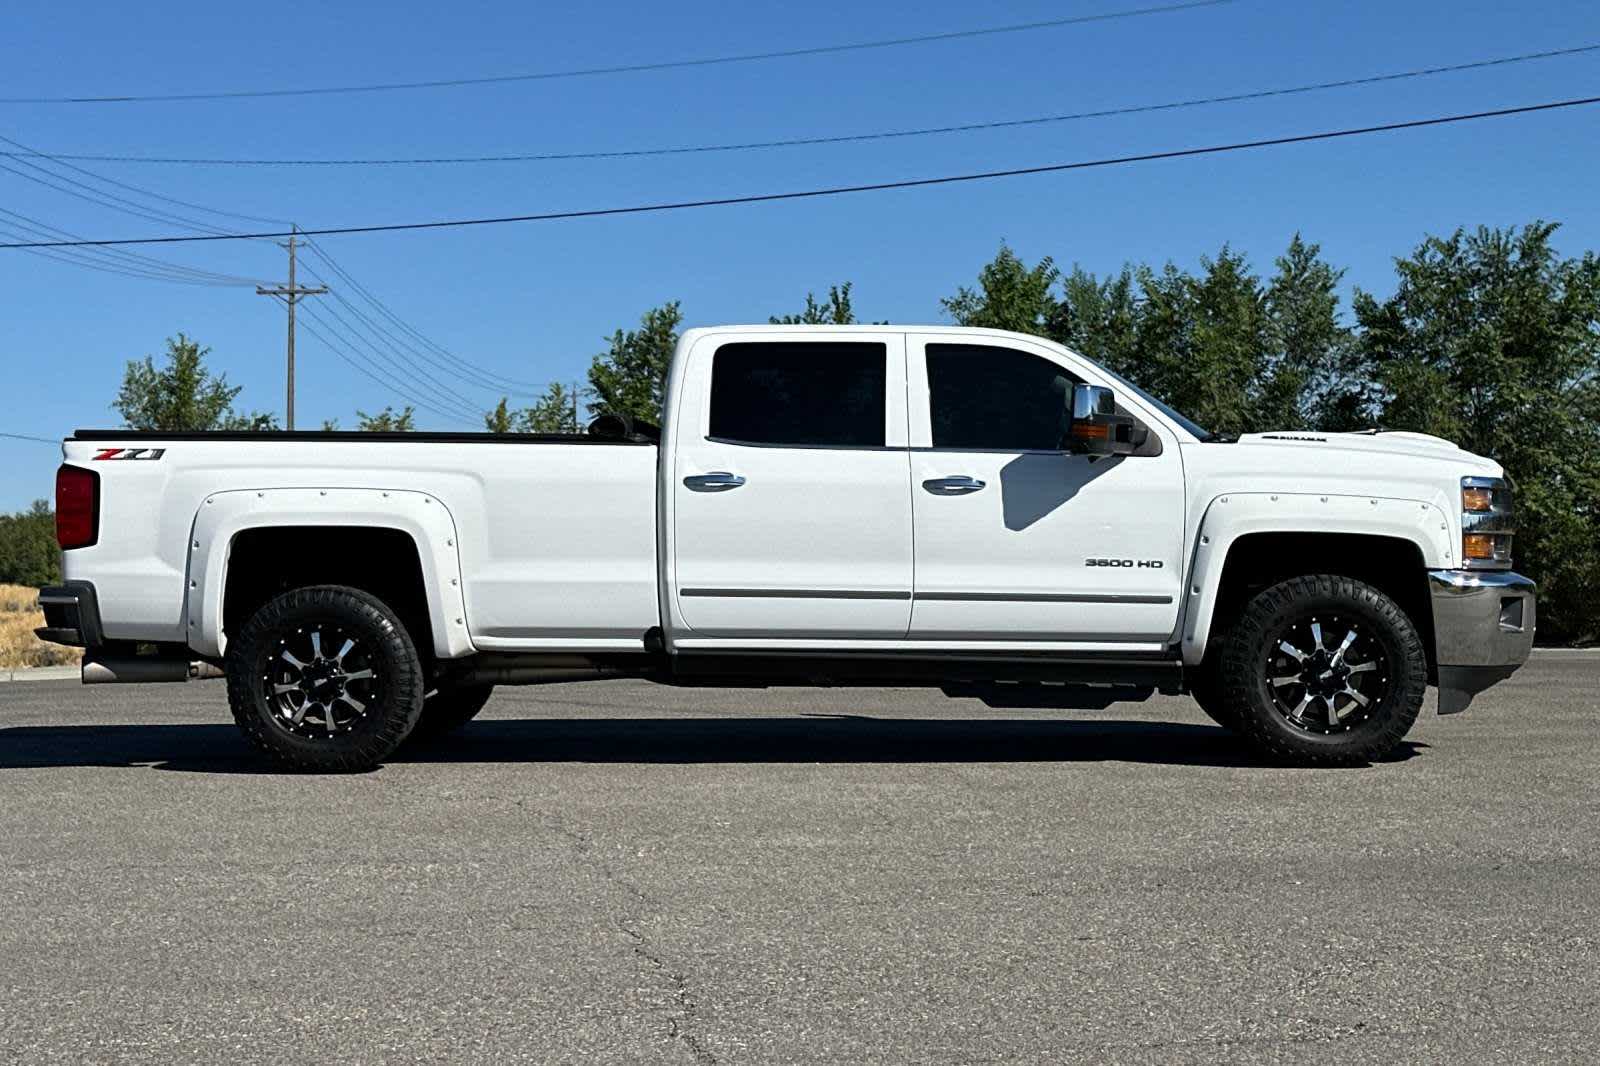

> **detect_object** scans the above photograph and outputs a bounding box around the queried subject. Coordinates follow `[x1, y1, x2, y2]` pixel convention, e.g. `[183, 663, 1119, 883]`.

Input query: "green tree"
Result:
[1056, 266, 1141, 381]
[1264, 235, 1356, 431]
[942, 244, 1060, 335]
[1053, 238, 1350, 437]
[0, 500, 59, 587]
[113, 333, 277, 431]
[771, 283, 857, 325]
[483, 398, 513, 434]
[484, 383, 583, 434]
[587, 302, 682, 423]
[355, 405, 416, 431]
[1355, 221, 1600, 641]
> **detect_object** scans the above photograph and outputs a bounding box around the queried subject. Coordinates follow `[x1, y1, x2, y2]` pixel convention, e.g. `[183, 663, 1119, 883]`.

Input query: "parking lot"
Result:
[1, 652, 1596, 1063]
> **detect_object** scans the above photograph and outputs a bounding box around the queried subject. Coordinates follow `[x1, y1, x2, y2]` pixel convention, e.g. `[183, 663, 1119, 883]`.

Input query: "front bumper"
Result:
[1428, 569, 1536, 714]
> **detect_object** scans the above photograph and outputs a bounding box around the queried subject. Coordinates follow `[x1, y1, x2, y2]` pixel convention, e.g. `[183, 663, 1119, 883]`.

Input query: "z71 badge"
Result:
[92, 447, 166, 461]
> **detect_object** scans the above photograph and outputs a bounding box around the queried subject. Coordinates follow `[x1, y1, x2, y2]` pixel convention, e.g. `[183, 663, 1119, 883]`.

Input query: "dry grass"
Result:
[0, 584, 81, 669]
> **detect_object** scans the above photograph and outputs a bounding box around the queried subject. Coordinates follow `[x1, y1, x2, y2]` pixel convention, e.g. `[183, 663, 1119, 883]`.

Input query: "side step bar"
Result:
[82, 657, 225, 684]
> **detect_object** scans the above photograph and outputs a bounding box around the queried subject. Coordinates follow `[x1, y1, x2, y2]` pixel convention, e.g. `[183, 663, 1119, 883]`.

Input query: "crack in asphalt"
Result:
[538, 813, 716, 1064]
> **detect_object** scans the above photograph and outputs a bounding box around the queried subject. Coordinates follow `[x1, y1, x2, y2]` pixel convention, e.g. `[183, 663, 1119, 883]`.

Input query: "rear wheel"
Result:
[1219, 574, 1425, 765]
[225, 585, 425, 772]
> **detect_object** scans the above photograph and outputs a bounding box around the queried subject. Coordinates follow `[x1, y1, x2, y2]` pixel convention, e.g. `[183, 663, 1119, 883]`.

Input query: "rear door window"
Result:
[709, 342, 887, 447]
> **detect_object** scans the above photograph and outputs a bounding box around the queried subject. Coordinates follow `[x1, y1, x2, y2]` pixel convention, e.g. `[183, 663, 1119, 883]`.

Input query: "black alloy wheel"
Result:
[225, 585, 425, 772]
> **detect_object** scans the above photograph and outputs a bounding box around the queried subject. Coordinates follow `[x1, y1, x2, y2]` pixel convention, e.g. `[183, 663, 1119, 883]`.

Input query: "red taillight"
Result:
[55, 464, 99, 550]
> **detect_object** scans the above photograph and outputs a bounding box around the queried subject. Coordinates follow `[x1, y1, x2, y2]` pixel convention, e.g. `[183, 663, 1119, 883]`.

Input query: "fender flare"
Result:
[1180, 492, 1455, 666]
[184, 487, 472, 660]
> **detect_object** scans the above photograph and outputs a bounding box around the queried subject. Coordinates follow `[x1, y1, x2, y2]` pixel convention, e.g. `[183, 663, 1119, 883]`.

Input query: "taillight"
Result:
[55, 464, 99, 549]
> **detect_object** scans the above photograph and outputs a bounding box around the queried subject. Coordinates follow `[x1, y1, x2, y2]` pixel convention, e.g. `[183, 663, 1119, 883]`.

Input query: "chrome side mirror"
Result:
[1068, 383, 1146, 456]
[1071, 384, 1116, 423]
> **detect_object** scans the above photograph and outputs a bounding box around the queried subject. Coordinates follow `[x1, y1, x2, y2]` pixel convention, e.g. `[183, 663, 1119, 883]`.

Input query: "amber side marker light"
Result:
[1463, 532, 1511, 563]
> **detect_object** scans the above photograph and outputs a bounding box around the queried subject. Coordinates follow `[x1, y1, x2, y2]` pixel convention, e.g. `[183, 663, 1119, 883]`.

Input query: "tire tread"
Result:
[224, 584, 424, 772]
[1219, 574, 1426, 766]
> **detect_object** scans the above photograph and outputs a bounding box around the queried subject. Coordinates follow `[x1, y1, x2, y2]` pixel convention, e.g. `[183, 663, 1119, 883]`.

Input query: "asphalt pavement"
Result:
[1, 653, 1596, 1063]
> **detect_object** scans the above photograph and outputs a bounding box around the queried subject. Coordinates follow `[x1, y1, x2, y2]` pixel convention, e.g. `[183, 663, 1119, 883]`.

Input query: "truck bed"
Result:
[61, 431, 661, 655]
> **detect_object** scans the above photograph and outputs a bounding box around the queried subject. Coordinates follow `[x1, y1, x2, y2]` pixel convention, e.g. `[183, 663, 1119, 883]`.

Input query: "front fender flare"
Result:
[184, 487, 472, 660]
[1180, 492, 1455, 666]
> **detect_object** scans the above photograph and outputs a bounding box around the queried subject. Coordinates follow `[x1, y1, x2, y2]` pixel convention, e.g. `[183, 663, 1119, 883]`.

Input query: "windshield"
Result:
[1094, 365, 1214, 441]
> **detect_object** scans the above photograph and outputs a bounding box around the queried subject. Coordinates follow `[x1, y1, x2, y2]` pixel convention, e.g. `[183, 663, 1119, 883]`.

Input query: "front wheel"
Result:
[225, 585, 426, 772]
[1219, 574, 1426, 766]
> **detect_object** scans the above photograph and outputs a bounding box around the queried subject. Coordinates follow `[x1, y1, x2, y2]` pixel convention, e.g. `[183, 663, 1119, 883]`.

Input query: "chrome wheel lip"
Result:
[1264, 612, 1390, 736]
[261, 623, 379, 740]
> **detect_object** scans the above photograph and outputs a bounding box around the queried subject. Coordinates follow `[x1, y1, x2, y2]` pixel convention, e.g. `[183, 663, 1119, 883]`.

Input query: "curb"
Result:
[0, 665, 82, 684]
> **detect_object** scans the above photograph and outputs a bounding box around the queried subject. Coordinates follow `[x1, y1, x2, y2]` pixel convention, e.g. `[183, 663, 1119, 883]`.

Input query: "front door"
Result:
[671, 333, 913, 639]
[906, 335, 1185, 644]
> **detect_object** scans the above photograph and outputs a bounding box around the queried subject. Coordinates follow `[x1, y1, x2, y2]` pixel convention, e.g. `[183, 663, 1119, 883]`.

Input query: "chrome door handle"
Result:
[922, 475, 986, 496]
[684, 471, 747, 492]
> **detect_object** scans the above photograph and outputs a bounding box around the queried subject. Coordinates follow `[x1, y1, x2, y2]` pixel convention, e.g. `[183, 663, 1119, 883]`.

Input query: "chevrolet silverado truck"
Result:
[37, 325, 1535, 770]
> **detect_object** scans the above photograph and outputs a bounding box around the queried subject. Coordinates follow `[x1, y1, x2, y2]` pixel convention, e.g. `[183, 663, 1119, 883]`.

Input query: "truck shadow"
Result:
[0, 716, 1424, 773]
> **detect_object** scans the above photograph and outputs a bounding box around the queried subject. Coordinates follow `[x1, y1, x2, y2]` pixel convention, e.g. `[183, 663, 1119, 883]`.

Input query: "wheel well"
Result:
[1209, 532, 1435, 673]
[223, 526, 434, 657]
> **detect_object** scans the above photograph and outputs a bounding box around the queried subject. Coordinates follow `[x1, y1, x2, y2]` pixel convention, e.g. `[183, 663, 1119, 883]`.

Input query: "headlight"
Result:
[1461, 476, 1514, 569]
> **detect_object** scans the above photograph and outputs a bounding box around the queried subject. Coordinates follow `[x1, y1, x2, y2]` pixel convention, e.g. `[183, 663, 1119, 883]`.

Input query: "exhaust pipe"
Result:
[82, 656, 225, 684]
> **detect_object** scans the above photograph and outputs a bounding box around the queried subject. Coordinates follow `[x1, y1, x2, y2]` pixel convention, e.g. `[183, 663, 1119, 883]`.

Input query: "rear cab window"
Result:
[709, 341, 888, 447]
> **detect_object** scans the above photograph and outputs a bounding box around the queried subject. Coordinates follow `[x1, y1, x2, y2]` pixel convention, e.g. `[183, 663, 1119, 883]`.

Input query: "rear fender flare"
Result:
[185, 487, 471, 660]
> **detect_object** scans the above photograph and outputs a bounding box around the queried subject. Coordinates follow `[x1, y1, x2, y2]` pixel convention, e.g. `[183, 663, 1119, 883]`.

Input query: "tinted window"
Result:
[927, 344, 1078, 450]
[710, 342, 886, 447]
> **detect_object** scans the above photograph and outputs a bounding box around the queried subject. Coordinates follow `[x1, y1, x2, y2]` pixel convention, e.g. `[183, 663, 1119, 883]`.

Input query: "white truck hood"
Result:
[1229, 429, 1499, 471]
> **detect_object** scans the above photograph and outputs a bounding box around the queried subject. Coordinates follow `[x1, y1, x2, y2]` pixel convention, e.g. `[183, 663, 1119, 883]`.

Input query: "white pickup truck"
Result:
[38, 325, 1534, 770]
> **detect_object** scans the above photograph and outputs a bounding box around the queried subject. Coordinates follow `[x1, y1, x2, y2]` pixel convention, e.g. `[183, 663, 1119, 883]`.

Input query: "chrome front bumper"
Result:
[1428, 569, 1536, 714]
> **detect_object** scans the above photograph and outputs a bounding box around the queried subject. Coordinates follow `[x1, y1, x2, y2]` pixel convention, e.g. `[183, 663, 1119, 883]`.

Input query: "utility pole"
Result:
[256, 225, 326, 430]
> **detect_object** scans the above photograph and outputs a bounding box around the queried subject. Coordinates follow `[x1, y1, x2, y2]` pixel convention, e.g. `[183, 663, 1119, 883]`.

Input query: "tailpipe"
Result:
[82, 656, 225, 684]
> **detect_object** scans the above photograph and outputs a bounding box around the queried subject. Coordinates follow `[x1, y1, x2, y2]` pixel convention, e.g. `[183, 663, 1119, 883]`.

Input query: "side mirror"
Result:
[1068, 384, 1146, 456]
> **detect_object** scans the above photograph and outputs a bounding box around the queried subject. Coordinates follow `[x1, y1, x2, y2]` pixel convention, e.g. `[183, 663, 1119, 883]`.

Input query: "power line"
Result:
[0, 131, 290, 224]
[18, 42, 1596, 167]
[0, 1, 1232, 105]
[0, 226, 252, 286]
[0, 431, 58, 444]
[296, 304, 481, 422]
[295, 279, 492, 419]
[0, 155, 237, 235]
[0, 204, 267, 285]
[300, 241, 554, 395]
[0, 132, 280, 284]
[0, 135, 518, 424]
[0, 130, 547, 404]
[3, 94, 1596, 251]
[294, 310, 485, 426]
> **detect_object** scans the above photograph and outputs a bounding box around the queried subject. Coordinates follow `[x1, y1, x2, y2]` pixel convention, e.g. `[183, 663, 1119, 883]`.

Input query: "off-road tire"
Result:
[409, 683, 495, 741]
[225, 585, 425, 772]
[1219, 574, 1426, 766]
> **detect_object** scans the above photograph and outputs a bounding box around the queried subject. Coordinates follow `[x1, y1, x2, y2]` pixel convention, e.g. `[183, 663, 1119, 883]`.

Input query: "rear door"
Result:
[670, 332, 913, 639]
[906, 335, 1185, 644]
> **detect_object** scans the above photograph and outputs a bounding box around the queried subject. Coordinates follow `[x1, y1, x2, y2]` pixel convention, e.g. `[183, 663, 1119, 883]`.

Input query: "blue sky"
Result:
[2, 0, 1597, 508]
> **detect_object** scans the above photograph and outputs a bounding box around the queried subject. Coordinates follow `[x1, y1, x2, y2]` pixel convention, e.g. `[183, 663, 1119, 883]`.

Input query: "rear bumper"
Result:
[35, 581, 219, 684]
[34, 581, 104, 649]
[1428, 569, 1536, 714]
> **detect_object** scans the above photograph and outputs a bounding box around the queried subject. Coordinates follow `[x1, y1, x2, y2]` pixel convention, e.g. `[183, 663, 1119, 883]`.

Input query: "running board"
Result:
[667, 652, 1183, 691]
